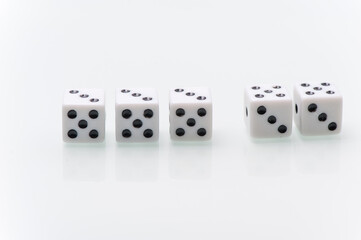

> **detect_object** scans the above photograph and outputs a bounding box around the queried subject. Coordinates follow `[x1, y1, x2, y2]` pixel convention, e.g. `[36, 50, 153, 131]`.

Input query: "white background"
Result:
[1, 0, 361, 239]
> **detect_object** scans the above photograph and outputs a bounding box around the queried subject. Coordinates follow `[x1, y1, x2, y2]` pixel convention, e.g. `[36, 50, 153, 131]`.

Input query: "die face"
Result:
[63, 89, 105, 143]
[63, 89, 105, 106]
[169, 87, 212, 141]
[294, 82, 343, 136]
[170, 87, 212, 105]
[115, 88, 159, 143]
[170, 103, 212, 141]
[244, 85, 293, 138]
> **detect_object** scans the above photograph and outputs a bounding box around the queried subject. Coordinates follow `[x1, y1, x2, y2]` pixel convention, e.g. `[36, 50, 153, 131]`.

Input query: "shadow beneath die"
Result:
[169, 141, 213, 180]
[115, 143, 160, 182]
[245, 138, 292, 177]
[62, 143, 106, 182]
[293, 132, 341, 175]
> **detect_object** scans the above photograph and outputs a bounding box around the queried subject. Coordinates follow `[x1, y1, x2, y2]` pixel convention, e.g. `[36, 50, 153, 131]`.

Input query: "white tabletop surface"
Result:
[1, 0, 361, 239]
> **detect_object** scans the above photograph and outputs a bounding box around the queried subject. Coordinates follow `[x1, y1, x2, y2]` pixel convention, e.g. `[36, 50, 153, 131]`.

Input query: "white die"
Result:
[294, 82, 343, 136]
[169, 87, 212, 141]
[244, 84, 293, 138]
[115, 88, 159, 143]
[63, 89, 105, 143]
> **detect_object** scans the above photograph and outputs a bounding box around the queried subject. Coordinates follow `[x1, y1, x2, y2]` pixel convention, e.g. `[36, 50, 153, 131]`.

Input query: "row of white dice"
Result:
[245, 82, 343, 138]
[62, 82, 343, 143]
[63, 87, 212, 143]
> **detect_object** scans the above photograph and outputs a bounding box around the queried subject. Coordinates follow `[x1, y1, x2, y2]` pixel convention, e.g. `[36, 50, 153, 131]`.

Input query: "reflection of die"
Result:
[63, 89, 105, 143]
[244, 84, 293, 138]
[169, 87, 212, 141]
[294, 82, 343, 136]
[115, 88, 159, 143]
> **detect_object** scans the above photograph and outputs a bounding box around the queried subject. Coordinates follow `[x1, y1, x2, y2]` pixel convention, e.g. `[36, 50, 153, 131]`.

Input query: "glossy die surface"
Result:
[63, 89, 105, 143]
[169, 87, 212, 141]
[244, 84, 292, 138]
[294, 82, 343, 136]
[115, 88, 159, 143]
